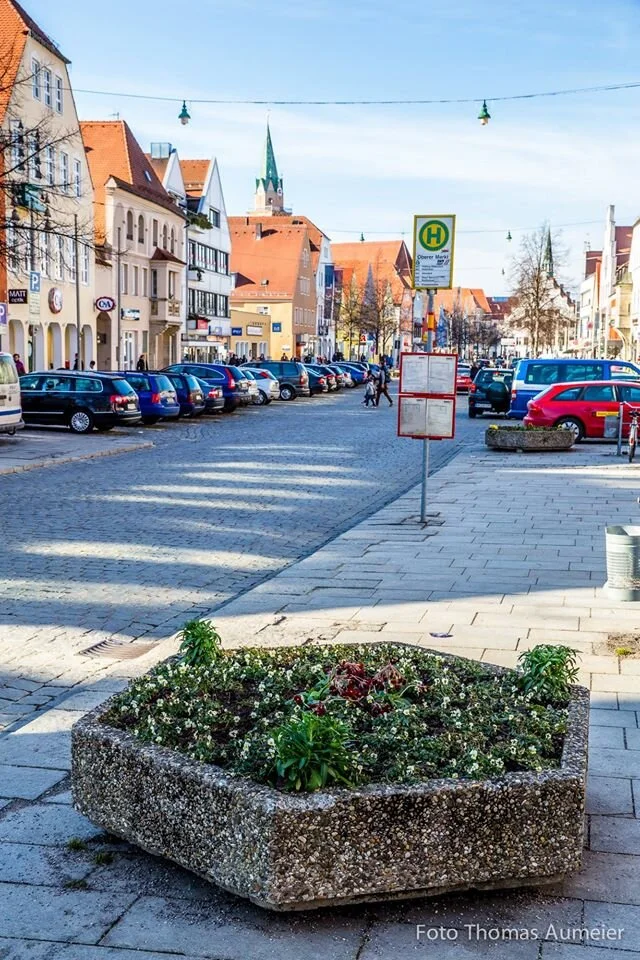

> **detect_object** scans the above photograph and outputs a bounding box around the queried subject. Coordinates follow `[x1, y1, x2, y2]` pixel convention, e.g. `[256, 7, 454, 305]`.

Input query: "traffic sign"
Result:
[0, 303, 7, 327]
[412, 215, 456, 290]
[29, 271, 41, 318]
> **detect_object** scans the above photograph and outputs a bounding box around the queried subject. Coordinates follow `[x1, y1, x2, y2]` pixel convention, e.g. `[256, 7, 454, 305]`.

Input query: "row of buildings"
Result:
[0, 0, 518, 373]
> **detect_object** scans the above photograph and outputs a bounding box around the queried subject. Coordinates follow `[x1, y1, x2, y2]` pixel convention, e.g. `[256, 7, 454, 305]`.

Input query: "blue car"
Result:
[164, 363, 251, 412]
[117, 371, 180, 425]
[334, 363, 366, 385]
[509, 358, 640, 419]
[160, 370, 206, 418]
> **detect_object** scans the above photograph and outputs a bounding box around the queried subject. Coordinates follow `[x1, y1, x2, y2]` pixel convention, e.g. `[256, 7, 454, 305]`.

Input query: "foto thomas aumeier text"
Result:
[416, 924, 625, 943]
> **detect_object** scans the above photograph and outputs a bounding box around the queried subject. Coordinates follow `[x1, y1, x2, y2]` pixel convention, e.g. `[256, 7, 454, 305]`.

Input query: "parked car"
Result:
[243, 367, 280, 404]
[160, 371, 205, 418]
[456, 364, 473, 393]
[303, 366, 329, 395]
[523, 380, 640, 441]
[19, 371, 141, 433]
[468, 368, 514, 417]
[0, 352, 24, 435]
[116, 371, 180, 425]
[509, 358, 640, 419]
[249, 361, 311, 401]
[164, 363, 250, 412]
[239, 369, 261, 405]
[305, 364, 337, 390]
[328, 364, 354, 388]
[335, 363, 366, 385]
[194, 378, 225, 414]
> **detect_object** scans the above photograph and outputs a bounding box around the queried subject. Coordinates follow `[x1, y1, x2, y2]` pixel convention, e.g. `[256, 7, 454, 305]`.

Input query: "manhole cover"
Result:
[80, 639, 156, 660]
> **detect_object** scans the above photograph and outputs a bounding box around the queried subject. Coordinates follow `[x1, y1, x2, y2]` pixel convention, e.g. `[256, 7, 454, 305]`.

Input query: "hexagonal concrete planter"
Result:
[72, 653, 589, 912]
[486, 426, 575, 452]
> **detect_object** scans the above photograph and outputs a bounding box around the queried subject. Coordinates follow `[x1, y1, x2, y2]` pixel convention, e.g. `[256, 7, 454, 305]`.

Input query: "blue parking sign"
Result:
[29, 272, 41, 293]
[0, 303, 7, 327]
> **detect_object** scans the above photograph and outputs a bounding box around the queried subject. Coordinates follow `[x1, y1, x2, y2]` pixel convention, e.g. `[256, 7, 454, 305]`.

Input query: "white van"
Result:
[0, 352, 24, 435]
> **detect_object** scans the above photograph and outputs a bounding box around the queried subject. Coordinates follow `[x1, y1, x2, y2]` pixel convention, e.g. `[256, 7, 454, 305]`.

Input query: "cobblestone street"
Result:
[0, 386, 482, 732]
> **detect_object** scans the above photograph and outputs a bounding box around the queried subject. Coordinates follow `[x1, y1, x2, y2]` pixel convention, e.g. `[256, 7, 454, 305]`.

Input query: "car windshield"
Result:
[226, 365, 246, 380]
[112, 379, 137, 396]
[0, 356, 18, 385]
[476, 369, 513, 386]
[154, 375, 174, 392]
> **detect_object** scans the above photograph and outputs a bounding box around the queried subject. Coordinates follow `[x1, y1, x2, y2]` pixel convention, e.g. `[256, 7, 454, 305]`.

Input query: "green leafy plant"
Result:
[615, 647, 634, 657]
[178, 619, 222, 668]
[518, 645, 579, 701]
[93, 851, 114, 866]
[66, 837, 87, 852]
[272, 711, 354, 792]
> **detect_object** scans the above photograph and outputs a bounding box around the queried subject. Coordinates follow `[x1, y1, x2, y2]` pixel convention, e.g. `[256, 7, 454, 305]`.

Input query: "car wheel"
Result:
[68, 409, 94, 434]
[142, 416, 160, 425]
[280, 385, 296, 401]
[555, 416, 584, 442]
[257, 391, 270, 405]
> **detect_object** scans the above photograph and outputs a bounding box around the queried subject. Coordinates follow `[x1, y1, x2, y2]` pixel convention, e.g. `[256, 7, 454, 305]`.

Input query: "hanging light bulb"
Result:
[360, 232, 365, 242]
[178, 101, 191, 126]
[478, 100, 491, 125]
[506, 230, 512, 242]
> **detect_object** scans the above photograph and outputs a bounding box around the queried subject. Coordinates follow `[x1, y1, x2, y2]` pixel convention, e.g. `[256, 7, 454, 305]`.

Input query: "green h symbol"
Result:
[427, 224, 443, 245]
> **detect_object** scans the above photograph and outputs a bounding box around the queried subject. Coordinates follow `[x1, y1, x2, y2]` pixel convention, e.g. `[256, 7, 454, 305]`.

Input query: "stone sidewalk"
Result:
[0, 428, 153, 476]
[1, 442, 640, 958]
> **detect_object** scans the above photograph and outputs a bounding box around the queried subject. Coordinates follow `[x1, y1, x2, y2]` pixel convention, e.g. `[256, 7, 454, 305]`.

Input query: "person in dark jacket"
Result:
[13, 354, 26, 376]
[375, 361, 393, 407]
[136, 354, 148, 371]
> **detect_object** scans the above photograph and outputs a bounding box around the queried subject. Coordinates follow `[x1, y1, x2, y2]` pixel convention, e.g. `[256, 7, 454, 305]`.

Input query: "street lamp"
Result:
[178, 101, 191, 125]
[506, 230, 512, 242]
[478, 100, 491, 125]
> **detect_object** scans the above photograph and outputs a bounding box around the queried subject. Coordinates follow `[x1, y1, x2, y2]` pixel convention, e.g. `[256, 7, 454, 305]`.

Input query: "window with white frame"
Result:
[168, 271, 176, 299]
[7, 222, 19, 272]
[209, 208, 220, 228]
[9, 119, 24, 171]
[142, 268, 148, 296]
[60, 152, 69, 193]
[133, 265, 139, 296]
[137, 214, 144, 244]
[152, 219, 158, 246]
[40, 231, 49, 277]
[45, 145, 55, 185]
[81, 243, 89, 285]
[126, 210, 134, 240]
[162, 224, 168, 249]
[56, 235, 64, 280]
[150, 269, 158, 298]
[28, 132, 42, 180]
[43, 68, 51, 107]
[68, 237, 77, 282]
[32, 59, 41, 99]
[122, 263, 128, 294]
[73, 159, 81, 197]
[55, 75, 63, 113]
[170, 227, 175, 253]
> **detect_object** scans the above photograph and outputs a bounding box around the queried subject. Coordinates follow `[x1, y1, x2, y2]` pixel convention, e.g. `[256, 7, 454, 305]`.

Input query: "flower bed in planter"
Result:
[72, 639, 589, 911]
[486, 425, 575, 451]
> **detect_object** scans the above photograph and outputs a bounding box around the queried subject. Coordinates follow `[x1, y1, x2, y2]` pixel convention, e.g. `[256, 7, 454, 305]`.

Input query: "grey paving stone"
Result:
[0, 882, 138, 943]
[561, 851, 640, 905]
[0, 942, 201, 960]
[625, 728, 640, 751]
[0, 803, 103, 846]
[0, 765, 67, 801]
[590, 816, 640, 854]
[103, 895, 366, 958]
[0, 841, 93, 885]
[87, 851, 231, 903]
[402, 892, 582, 931]
[361, 922, 540, 958]
[590, 708, 637, 728]
[0, 712, 83, 770]
[542, 945, 640, 959]
[589, 727, 625, 750]
[582, 901, 640, 953]
[588, 748, 640, 779]
[42, 789, 72, 805]
[586, 776, 634, 816]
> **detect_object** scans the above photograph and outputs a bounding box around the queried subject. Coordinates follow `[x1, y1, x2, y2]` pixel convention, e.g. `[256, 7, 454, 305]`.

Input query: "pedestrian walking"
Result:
[362, 375, 376, 407]
[89, 360, 96, 370]
[375, 361, 393, 407]
[136, 354, 147, 371]
[12, 353, 26, 376]
[73, 353, 79, 370]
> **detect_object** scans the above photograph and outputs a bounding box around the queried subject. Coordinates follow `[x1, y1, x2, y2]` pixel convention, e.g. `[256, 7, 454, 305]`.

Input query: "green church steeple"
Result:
[543, 226, 554, 277]
[256, 123, 283, 194]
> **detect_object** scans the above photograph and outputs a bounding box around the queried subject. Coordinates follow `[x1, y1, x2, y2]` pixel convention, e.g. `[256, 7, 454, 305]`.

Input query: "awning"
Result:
[608, 326, 624, 342]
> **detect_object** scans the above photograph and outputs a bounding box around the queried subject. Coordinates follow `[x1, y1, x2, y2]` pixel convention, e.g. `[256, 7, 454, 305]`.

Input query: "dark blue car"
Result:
[164, 363, 250, 412]
[116, 371, 180, 425]
[160, 370, 206, 418]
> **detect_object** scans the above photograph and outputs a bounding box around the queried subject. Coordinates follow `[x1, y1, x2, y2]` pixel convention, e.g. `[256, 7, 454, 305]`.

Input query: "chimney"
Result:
[255, 222, 263, 240]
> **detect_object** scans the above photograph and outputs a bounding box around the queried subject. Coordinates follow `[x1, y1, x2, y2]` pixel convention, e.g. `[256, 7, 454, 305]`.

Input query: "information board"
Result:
[398, 396, 455, 440]
[397, 351, 458, 441]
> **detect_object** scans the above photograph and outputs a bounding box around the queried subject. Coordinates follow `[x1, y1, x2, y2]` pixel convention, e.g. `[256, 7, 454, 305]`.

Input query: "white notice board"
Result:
[398, 396, 455, 439]
[399, 352, 457, 396]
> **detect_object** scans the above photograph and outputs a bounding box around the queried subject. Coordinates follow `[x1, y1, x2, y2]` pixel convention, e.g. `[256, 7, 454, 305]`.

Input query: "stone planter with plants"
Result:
[72, 621, 589, 911]
[486, 424, 576, 452]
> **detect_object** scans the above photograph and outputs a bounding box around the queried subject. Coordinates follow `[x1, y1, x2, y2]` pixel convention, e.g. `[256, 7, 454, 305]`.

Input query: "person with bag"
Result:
[375, 361, 393, 407]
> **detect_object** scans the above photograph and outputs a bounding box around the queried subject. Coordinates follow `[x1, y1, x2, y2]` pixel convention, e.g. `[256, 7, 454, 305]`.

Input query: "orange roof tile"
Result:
[81, 121, 181, 242]
[236, 214, 329, 270]
[332, 240, 412, 305]
[180, 159, 210, 197]
[229, 222, 308, 301]
[146, 154, 169, 182]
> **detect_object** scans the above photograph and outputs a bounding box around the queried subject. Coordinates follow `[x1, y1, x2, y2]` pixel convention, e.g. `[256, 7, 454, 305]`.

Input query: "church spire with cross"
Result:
[542, 225, 555, 277]
[254, 122, 285, 215]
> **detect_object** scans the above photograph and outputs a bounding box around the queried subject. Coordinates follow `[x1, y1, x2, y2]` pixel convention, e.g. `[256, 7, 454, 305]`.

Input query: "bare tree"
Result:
[508, 225, 572, 356]
[361, 255, 398, 355]
[1, 46, 93, 275]
[336, 272, 364, 359]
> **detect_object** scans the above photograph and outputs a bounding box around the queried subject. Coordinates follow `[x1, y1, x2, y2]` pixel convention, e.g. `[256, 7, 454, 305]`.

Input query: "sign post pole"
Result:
[420, 288, 437, 523]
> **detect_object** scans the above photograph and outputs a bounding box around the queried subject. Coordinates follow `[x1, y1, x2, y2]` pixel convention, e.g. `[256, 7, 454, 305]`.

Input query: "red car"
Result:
[456, 364, 473, 392]
[523, 380, 640, 441]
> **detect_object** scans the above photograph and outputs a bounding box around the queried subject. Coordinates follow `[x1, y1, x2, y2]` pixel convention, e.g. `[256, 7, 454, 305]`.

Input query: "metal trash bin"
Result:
[605, 525, 640, 601]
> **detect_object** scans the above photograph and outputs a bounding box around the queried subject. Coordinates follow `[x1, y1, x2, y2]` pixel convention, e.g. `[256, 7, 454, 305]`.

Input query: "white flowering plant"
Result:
[103, 641, 571, 792]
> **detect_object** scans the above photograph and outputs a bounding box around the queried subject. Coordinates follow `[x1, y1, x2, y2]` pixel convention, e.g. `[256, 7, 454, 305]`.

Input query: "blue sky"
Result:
[28, 0, 640, 294]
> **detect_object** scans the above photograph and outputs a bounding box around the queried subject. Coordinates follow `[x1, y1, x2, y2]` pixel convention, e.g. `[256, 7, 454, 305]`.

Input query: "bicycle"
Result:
[628, 407, 640, 463]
